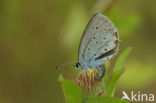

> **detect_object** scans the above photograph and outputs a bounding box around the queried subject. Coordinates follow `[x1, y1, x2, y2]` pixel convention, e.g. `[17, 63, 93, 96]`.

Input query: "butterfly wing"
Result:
[78, 13, 119, 69]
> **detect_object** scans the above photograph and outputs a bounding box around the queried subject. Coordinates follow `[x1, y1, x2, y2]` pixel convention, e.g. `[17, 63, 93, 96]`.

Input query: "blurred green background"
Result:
[0, 0, 156, 103]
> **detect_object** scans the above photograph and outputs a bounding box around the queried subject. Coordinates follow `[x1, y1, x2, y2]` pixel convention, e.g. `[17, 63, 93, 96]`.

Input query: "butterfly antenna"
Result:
[56, 62, 76, 69]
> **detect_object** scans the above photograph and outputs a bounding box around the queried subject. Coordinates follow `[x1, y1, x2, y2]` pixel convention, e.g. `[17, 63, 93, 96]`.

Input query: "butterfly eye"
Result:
[105, 49, 107, 51]
[75, 63, 80, 68]
[96, 27, 99, 29]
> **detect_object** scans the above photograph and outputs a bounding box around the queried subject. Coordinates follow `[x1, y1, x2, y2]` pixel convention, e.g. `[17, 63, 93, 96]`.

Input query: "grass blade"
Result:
[113, 47, 133, 72]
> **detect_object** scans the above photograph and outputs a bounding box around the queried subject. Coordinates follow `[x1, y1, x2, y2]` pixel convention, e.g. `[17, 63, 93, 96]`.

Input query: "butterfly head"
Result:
[75, 63, 81, 68]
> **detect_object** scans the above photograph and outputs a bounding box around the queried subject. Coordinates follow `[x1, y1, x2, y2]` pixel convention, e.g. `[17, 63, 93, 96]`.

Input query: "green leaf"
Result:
[102, 48, 133, 96]
[89, 97, 129, 103]
[61, 80, 82, 103]
[105, 70, 124, 96]
[113, 47, 133, 72]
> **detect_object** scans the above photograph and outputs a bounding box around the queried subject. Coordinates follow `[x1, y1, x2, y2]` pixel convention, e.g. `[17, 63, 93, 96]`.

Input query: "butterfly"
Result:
[57, 13, 119, 79]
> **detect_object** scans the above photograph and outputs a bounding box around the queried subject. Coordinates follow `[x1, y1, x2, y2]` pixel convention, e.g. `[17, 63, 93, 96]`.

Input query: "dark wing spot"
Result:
[113, 32, 119, 47]
[95, 47, 117, 60]
[105, 49, 107, 51]
[94, 54, 96, 56]
[88, 48, 90, 50]
[115, 39, 119, 47]
[93, 37, 95, 39]
[104, 38, 106, 39]
[96, 41, 98, 43]
[114, 32, 118, 38]
[96, 27, 99, 29]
